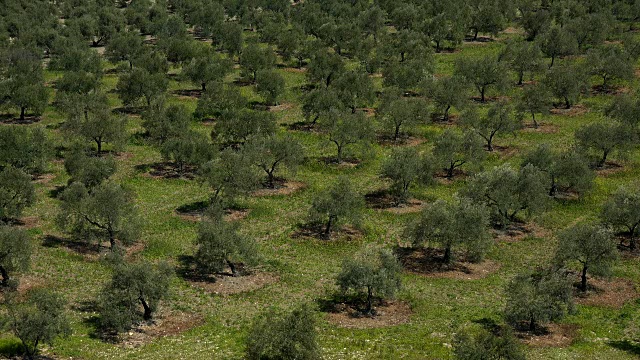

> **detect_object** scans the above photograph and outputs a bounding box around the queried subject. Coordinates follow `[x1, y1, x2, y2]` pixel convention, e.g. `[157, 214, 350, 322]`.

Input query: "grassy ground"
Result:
[3, 29, 640, 360]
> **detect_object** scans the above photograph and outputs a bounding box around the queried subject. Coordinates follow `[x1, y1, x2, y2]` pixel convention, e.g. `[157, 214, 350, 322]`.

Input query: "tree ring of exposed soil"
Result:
[119, 311, 205, 348]
[517, 323, 579, 348]
[573, 276, 638, 309]
[187, 271, 279, 296]
[291, 223, 364, 241]
[252, 180, 306, 197]
[175, 202, 250, 222]
[365, 190, 424, 214]
[324, 300, 412, 329]
[395, 247, 500, 280]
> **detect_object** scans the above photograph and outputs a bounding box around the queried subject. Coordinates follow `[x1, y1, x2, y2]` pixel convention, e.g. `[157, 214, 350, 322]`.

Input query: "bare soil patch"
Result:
[395, 247, 500, 280]
[173, 89, 202, 98]
[518, 323, 579, 348]
[9, 216, 40, 230]
[137, 162, 198, 180]
[175, 201, 250, 222]
[291, 223, 364, 241]
[268, 102, 294, 112]
[119, 311, 205, 348]
[491, 145, 518, 158]
[324, 300, 412, 329]
[286, 121, 322, 133]
[595, 162, 625, 176]
[574, 276, 638, 309]
[492, 222, 550, 243]
[188, 271, 279, 296]
[0, 115, 41, 125]
[252, 180, 306, 197]
[34, 173, 56, 184]
[319, 156, 361, 168]
[550, 104, 589, 117]
[365, 190, 424, 214]
[377, 135, 427, 147]
[283, 67, 306, 73]
[591, 85, 630, 96]
[521, 123, 559, 134]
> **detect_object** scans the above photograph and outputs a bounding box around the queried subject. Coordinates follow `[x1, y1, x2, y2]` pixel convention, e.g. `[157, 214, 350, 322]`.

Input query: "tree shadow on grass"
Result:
[48, 185, 66, 199]
[609, 340, 640, 356]
[42, 235, 100, 256]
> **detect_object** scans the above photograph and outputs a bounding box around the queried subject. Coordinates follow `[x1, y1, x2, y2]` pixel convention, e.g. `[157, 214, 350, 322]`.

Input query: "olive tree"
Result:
[586, 45, 635, 90]
[62, 99, 128, 155]
[453, 325, 526, 360]
[0, 47, 48, 120]
[198, 148, 260, 204]
[0, 226, 31, 288]
[182, 48, 232, 91]
[462, 164, 548, 226]
[160, 131, 215, 173]
[256, 69, 286, 106]
[555, 222, 617, 292]
[194, 82, 248, 121]
[247, 134, 305, 188]
[0, 126, 50, 175]
[116, 67, 168, 107]
[323, 111, 374, 163]
[214, 109, 277, 145]
[336, 246, 402, 314]
[424, 76, 468, 122]
[239, 42, 276, 82]
[380, 147, 435, 202]
[501, 39, 544, 85]
[504, 269, 574, 331]
[98, 260, 173, 332]
[462, 102, 522, 151]
[405, 197, 491, 264]
[194, 207, 258, 277]
[575, 121, 633, 168]
[522, 144, 595, 197]
[543, 62, 588, 109]
[379, 96, 429, 141]
[433, 129, 486, 179]
[601, 185, 640, 250]
[333, 69, 376, 113]
[64, 146, 117, 189]
[141, 101, 191, 144]
[57, 182, 141, 250]
[538, 26, 578, 68]
[6, 289, 71, 360]
[454, 54, 509, 102]
[516, 83, 553, 129]
[308, 176, 364, 238]
[0, 167, 35, 222]
[246, 304, 321, 360]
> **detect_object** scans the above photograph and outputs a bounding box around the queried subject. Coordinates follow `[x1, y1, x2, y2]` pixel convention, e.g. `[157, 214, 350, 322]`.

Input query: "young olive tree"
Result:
[64, 146, 117, 189]
[194, 207, 258, 277]
[522, 144, 594, 197]
[601, 185, 640, 250]
[247, 134, 305, 188]
[433, 129, 486, 179]
[0, 226, 31, 288]
[308, 176, 364, 238]
[454, 54, 509, 102]
[575, 121, 633, 168]
[198, 148, 260, 205]
[246, 304, 321, 360]
[0, 167, 35, 222]
[6, 289, 71, 360]
[462, 164, 548, 226]
[462, 102, 522, 151]
[336, 246, 402, 314]
[323, 111, 374, 163]
[405, 197, 491, 264]
[453, 325, 526, 360]
[57, 182, 141, 250]
[516, 84, 553, 129]
[98, 260, 173, 332]
[504, 269, 574, 331]
[555, 222, 618, 292]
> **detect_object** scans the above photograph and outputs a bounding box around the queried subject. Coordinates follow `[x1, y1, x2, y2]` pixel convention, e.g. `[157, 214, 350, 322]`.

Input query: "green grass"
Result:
[6, 30, 640, 360]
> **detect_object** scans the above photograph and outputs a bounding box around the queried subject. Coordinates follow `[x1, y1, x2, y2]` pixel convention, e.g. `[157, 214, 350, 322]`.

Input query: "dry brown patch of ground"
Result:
[591, 85, 630, 96]
[521, 123, 560, 134]
[574, 277, 638, 309]
[0, 115, 41, 125]
[119, 311, 205, 348]
[252, 180, 306, 197]
[14, 216, 40, 230]
[319, 157, 360, 168]
[283, 67, 306, 73]
[492, 145, 518, 158]
[140, 162, 197, 180]
[395, 247, 500, 280]
[188, 272, 279, 296]
[377, 135, 427, 147]
[175, 208, 250, 223]
[492, 222, 550, 243]
[268, 102, 294, 112]
[292, 224, 364, 241]
[173, 89, 202, 98]
[325, 300, 412, 329]
[34, 173, 56, 184]
[595, 162, 625, 176]
[519, 323, 579, 348]
[365, 190, 424, 214]
[550, 104, 589, 117]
